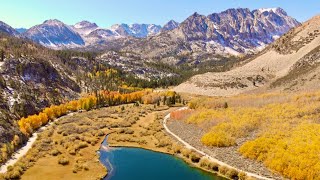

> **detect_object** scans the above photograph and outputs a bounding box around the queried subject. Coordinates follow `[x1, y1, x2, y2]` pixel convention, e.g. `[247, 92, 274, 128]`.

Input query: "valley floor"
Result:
[1, 104, 208, 180]
[1, 100, 290, 180]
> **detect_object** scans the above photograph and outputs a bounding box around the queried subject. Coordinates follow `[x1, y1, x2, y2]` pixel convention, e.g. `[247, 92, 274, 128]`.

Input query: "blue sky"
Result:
[1, 0, 319, 28]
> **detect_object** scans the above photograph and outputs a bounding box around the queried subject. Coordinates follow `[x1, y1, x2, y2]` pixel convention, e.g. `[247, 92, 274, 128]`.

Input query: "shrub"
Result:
[6, 165, 13, 172]
[78, 142, 88, 149]
[13, 166, 23, 174]
[224, 102, 228, 108]
[190, 153, 201, 163]
[201, 131, 236, 147]
[173, 144, 182, 154]
[219, 165, 228, 175]
[96, 131, 105, 137]
[138, 140, 147, 145]
[16, 162, 27, 171]
[82, 163, 89, 171]
[4, 170, 21, 179]
[210, 162, 219, 172]
[156, 139, 171, 148]
[68, 148, 76, 155]
[226, 168, 239, 179]
[72, 163, 82, 173]
[170, 109, 194, 121]
[238, 171, 247, 180]
[118, 129, 125, 134]
[199, 158, 210, 169]
[181, 149, 192, 158]
[51, 149, 61, 156]
[124, 129, 134, 134]
[58, 157, 69, 165]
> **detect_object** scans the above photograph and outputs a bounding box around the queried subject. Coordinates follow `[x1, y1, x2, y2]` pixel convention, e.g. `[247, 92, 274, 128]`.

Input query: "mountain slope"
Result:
[0, 21, 19, 36]
[161, 20, 179, 32]
[174, 15, 320, 96]
[0, 33, 83, 149]
[23, 19, 85, 49]
[84, 29, 120, 45]
[121, 8, 299, 59]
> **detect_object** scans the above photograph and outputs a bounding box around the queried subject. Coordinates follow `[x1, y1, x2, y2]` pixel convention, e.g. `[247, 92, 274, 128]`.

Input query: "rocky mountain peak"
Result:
[72, 20, 99, 36]
[256, 7, 285, 15]
[74, 20, 98, 29]
[43, 19, 65, 26]
[23, 19, 84, 48]
[161, 20, 179, 32]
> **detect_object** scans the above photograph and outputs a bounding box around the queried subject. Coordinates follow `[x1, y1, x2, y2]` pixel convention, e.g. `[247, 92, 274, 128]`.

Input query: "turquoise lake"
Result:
[99, 137, 225, 180]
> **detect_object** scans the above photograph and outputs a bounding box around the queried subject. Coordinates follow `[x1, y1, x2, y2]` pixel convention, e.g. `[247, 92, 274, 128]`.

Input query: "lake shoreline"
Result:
[106, 143, 225, 179]
[105, 107, 228, 180]
[100, 141, 225, 180]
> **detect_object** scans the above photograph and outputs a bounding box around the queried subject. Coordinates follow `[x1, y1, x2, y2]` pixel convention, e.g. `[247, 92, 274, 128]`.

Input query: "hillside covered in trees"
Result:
[170, 91, 320, 179]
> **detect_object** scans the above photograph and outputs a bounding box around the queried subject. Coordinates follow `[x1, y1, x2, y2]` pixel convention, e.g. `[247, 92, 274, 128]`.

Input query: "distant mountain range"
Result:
[15, 28, 27, 34]
[117, 7, 300, 58]
[0, 7, 299, 57]
[174, 15, 320, 96]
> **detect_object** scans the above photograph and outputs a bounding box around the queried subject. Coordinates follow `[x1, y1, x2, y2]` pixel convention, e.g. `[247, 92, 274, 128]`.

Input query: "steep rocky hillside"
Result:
[174, 15, 320, 96]
[0, 22, 19, 36]
[119, 8, 299, 60]
[0, 34, 92, 146]
[161, 20, 180, 32]
[270, 16, 320, 91]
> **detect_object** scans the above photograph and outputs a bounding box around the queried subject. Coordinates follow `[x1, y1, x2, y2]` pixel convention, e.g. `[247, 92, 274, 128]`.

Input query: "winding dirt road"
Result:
[0, 113, 74, 174]
[163, 107, 273, 180]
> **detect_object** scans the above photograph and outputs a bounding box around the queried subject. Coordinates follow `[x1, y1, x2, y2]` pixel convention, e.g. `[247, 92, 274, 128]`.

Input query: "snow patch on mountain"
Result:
[258, 8, 279, 13]
[72, 21, 98, 36]
[110, 23, 161, 38]
[23, 19, 85, 49]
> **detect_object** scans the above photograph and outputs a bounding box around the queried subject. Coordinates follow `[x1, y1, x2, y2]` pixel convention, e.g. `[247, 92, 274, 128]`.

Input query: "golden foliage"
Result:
[186, 90, 320, 179]
[141, 93, 161, 104]
[170, 109, 194, 121]
[17, 90, 149, 137]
